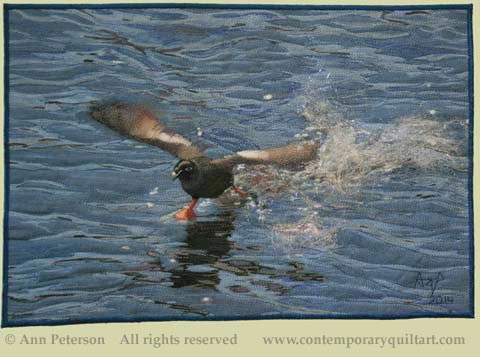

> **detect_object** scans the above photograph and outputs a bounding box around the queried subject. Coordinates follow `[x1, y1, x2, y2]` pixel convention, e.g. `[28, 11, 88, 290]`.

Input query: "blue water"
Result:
[6, 7, 472, 325]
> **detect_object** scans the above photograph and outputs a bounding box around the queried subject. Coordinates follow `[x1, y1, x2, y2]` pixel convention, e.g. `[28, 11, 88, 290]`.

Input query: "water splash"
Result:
[234, 100, 468, 247]
[299, 100, 467, 192]
[271, 213, 338, 251]
[236, 101, 466, 197]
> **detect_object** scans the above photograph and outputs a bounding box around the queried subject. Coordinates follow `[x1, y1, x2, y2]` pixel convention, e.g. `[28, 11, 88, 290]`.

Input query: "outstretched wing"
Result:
[90, 102, 203, 160]
[212, 141, 319, 168]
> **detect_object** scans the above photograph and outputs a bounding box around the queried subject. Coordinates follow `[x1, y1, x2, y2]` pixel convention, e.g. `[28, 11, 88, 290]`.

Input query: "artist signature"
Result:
[414, 272, 444, 297]
[413, 272, 454, 305]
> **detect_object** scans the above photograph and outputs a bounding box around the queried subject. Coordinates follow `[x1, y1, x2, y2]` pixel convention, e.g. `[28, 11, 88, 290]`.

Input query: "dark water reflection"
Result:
[170, 212, 236, 289]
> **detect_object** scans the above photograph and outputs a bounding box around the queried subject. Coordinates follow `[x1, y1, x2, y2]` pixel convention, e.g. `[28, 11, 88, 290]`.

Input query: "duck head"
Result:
[172, 160, 197, 182]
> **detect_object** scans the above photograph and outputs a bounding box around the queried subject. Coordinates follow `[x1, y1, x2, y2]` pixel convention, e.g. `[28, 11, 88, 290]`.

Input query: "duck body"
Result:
[174, 157, 234, 199]
[172, 157, 239, 220]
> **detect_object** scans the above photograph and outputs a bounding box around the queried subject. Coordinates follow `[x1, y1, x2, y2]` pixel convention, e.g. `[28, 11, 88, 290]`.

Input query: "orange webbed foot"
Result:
[175, 208, 197, 220]
[174, 198, 198, 220]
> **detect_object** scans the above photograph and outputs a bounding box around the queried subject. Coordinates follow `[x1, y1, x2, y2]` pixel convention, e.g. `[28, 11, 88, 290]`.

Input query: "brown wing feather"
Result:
[213, 141, 319, 168]
[90, 102, 203, 160]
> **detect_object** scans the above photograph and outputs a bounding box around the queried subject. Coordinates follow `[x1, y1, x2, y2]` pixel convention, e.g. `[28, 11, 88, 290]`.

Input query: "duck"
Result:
[90, 101, 318, 220]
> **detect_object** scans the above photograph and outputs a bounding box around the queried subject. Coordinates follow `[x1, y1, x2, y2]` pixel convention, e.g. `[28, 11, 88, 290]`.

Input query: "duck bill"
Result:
[172, 170, 183, 181]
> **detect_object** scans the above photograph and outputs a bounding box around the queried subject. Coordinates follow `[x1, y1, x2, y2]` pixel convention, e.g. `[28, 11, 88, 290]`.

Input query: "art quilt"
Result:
[2, 4, 473, 326]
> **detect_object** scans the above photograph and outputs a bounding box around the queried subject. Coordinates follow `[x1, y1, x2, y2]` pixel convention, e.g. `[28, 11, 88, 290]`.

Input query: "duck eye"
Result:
[185, 166, 193, 172]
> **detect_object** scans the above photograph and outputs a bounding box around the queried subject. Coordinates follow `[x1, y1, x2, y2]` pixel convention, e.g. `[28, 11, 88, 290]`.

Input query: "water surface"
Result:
[6, 6, 472, 325]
